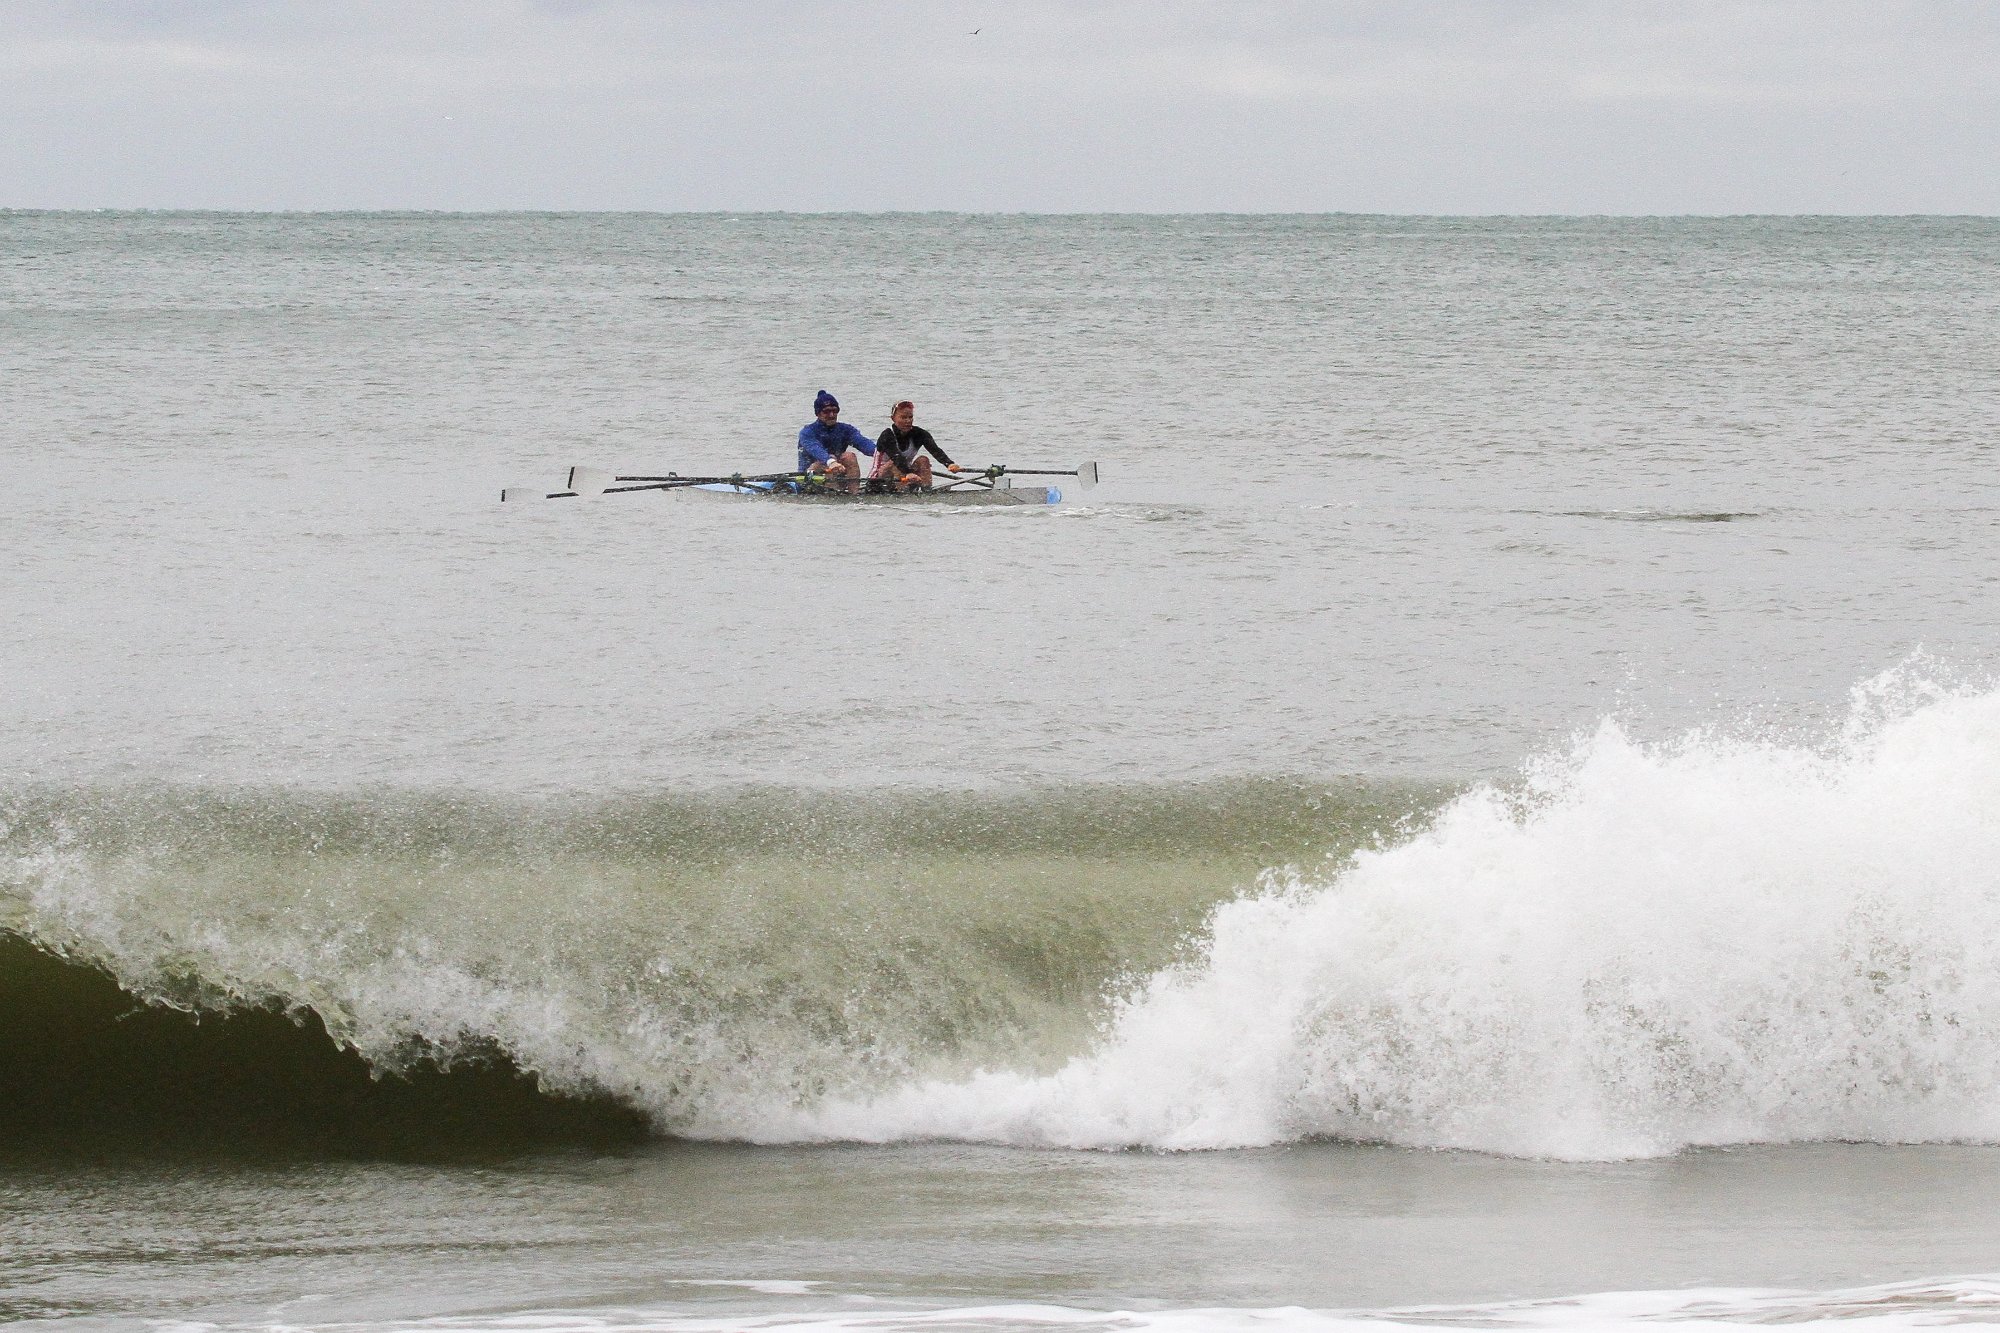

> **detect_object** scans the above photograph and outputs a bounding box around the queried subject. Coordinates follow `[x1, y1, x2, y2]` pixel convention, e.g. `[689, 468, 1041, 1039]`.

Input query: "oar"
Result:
[961, 462, 1099, 488]
[933, 469, 1004, 491]
[502, 480, 697, 502]
[501, 473, 805, 503]
[593, 470, 807, 487]
[501, 468, 808, 502]
[573, 466, 809, 496]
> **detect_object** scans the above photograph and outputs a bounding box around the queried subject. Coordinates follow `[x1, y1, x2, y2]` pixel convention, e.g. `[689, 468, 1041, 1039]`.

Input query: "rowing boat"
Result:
[691, 479, 1060, 505]
[502, 462, 1095, 505]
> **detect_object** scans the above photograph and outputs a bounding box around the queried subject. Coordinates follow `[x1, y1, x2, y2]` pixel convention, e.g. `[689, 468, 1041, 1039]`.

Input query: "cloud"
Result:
[3, 0, 1997, 211]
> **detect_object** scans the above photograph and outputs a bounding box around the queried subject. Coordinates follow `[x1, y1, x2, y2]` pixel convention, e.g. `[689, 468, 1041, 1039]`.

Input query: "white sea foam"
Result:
[775, 671, 2000, 1157]
[169, 1274, 2000, 1332]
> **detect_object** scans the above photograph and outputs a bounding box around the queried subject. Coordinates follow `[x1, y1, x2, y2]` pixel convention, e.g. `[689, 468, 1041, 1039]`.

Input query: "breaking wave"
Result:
[0, 779, 1400, 1152]
[9, 671, 2000, 1159]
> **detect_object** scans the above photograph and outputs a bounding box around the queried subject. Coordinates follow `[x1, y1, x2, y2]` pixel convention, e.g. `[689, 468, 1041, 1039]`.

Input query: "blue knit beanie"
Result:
[814, 390, 838, 412]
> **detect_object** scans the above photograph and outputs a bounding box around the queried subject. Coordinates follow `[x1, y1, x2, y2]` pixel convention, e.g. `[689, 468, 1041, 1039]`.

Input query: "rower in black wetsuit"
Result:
[871, 400, 961, 491]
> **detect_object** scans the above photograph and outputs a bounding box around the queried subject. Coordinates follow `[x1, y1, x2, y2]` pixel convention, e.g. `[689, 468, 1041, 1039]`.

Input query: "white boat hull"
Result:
[692, 481, 1060, 505]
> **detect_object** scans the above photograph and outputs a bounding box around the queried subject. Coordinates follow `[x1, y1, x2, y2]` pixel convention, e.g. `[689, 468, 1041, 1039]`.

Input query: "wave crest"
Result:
[788, 675, 2000, 1157]
[0, 779, 1397, 1148]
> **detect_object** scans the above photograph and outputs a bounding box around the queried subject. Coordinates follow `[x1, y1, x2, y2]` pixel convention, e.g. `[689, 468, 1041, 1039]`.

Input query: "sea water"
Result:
[4, 212, 2000, 1330]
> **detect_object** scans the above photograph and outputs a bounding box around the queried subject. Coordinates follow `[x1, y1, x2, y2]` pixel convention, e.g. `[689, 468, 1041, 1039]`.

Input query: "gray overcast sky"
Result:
[6, 0, 1998, 213]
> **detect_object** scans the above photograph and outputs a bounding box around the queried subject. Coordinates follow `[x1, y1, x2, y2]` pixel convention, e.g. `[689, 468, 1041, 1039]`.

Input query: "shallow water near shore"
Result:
[10, 1140, 2000, 1331]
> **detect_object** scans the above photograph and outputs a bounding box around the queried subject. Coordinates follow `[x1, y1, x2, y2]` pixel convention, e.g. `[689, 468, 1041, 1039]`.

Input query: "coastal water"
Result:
[5, 212, 2000, 1329]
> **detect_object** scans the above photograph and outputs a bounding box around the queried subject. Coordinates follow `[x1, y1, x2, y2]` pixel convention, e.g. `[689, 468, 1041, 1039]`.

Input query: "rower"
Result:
[871, 400, 961, 491]
[796, 390, 876, 493]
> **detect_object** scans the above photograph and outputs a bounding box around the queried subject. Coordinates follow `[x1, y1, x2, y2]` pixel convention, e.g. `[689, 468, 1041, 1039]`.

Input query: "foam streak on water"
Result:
[137, 1274, 2000, 1333]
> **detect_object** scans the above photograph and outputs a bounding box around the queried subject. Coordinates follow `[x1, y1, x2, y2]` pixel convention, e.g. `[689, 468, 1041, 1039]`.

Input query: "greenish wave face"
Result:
[0, 779, 1447, 1147]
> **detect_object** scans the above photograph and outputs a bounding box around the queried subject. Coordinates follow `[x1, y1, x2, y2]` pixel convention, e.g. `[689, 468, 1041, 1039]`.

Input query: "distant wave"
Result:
[1554, 509, 1760, 523]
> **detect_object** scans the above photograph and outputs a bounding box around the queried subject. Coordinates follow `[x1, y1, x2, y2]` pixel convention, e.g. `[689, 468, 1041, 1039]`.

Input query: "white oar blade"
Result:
[1076, 461, 1098, 489]
[501, 487, 539, 503]
[567, 466, 613, 497]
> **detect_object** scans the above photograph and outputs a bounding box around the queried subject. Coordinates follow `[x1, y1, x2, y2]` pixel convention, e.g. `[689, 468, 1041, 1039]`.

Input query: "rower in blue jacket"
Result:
[796, 390, 875, 493]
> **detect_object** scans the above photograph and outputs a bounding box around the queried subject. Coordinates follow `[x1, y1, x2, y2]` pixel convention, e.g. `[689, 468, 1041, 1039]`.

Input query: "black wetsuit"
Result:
[874, 425, 954, 472]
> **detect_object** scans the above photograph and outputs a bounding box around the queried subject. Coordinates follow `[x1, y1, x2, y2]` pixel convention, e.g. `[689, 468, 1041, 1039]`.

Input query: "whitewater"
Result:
[789, 670, 2000, 1157]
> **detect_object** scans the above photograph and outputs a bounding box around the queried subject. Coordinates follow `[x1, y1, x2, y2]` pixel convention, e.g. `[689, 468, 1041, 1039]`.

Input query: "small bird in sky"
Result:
[970, 28, 981, 35]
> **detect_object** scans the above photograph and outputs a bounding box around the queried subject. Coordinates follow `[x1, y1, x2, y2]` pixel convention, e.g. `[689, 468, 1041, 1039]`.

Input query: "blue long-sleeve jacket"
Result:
[797, 420, 877, 471]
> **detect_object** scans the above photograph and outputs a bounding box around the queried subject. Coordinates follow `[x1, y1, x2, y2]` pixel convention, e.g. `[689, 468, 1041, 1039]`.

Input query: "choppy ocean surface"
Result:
[5, 212, 2000, 1329]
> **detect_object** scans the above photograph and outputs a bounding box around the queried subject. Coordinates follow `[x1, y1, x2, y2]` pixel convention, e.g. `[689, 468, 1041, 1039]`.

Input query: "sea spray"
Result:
[790, 678, 2000, 1157]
